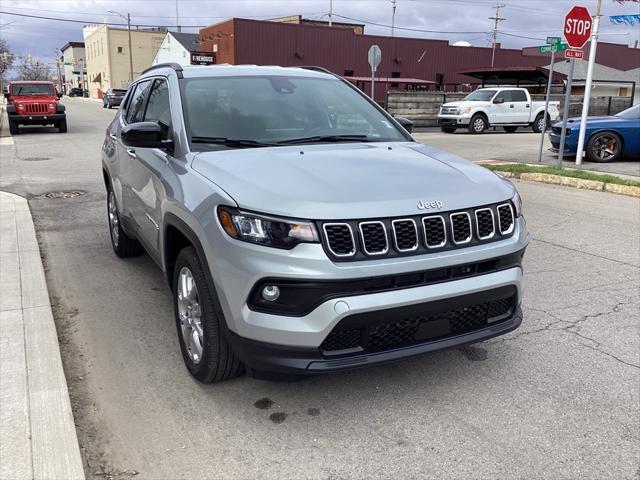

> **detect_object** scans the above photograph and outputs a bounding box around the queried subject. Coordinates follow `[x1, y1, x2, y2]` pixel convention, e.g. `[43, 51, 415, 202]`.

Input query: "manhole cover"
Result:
[21, 157, 51, 162]
[43, 191, 86, 199]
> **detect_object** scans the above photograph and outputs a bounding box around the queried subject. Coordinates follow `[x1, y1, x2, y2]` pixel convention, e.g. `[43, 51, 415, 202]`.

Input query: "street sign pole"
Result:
[557, 58, 575, 167]
[537, 47, 555, 163]
[575, 0, 602, 165]
[371, 69, 375, 99]
[367, 45, 382, 100]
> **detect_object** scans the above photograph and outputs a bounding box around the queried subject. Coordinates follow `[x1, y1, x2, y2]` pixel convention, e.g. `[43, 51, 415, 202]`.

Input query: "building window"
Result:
[391, 72, 401, 78]
[344, 69, 354, 77]
[117, 46, 123, 54]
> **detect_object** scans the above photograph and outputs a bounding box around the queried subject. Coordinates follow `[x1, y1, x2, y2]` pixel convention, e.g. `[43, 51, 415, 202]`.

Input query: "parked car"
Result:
[5, 81, 67, 134]
[102, 63, 528, 383]
[68, 87, 85, 97]
[549, 104, 640, 162]
[437, 87, 560, 134]
[103, 88, 127, 109]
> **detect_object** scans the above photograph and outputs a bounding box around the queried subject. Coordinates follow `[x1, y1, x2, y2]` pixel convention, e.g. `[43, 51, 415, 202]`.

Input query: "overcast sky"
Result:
[1, 0, 638, 68]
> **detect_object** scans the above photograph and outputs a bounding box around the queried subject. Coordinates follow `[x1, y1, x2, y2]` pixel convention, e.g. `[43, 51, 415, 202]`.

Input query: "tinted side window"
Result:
[125, 81, 151, 123]
[511, 90, 528, 102]
[143, 79, 172, 140]
[495, 90, 512, 102]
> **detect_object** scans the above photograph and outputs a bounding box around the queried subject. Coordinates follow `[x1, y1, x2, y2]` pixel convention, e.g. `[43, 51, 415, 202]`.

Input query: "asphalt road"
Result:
[412, 128, 640, 179]
[1, 98, 639, 480]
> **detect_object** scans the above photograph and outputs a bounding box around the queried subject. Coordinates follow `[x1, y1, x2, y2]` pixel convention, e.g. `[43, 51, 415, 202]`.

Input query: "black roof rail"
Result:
[299, 66, 334, 75]
[141, 62, 184, 78]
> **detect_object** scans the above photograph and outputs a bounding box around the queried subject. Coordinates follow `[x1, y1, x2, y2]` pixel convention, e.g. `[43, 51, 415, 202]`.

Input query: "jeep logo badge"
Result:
[417, 200, 444, 210]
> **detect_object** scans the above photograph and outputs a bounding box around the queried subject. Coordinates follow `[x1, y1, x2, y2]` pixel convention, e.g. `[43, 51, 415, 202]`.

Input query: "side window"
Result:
[495, 90, 512, 102]
[143, 79, 172, 140]
[125, 81, 151, 124]
[511, 90, 528, 102]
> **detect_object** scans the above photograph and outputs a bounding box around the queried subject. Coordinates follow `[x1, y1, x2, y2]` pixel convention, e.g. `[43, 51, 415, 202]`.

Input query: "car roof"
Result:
[11, 80, 55, 84]
[141, 64, 336, 81]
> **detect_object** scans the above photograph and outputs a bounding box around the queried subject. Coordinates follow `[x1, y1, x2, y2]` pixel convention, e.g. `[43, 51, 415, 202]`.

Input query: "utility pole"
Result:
[391, 0, 397, 37]
[329, 0, 333, 27]
[490, 4, 506, 67]
[54, 48, 63, 94]
[109, 10, 135, 84]
[175, 0, 181, 32]
[575, 0, 602, 166]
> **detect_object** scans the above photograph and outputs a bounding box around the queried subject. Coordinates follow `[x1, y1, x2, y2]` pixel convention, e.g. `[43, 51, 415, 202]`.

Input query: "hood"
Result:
[441, 100, 479, 108]
[11, 95, 57, 102]
[554, 116, 621, 128]
[192, 142, 514, 220]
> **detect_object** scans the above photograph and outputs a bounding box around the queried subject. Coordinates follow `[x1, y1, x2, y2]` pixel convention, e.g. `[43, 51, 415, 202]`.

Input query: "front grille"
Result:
[497, 204, 514, 234]
[323, 223, 355, 257]
[392, 219, 418, 251]
[475, 208, 495, 240]
[320, 289, 517, 355]
[25, 103, 48, 114]
[450, 212, 472, 244]
[319, 201, 517, 261]
[441, 106, 459, 115]
[359, 221, 388, 255]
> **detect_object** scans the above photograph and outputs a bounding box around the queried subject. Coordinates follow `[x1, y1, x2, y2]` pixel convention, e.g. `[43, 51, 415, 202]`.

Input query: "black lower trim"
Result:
[226, 305, 522, 375]
[438, 118, 466, 127]
[248, 247, 526, 316]
[8, 113, 65, 125]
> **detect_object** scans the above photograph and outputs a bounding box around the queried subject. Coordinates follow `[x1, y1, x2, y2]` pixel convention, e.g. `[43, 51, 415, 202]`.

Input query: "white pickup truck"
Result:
[437, 87, 560, 134]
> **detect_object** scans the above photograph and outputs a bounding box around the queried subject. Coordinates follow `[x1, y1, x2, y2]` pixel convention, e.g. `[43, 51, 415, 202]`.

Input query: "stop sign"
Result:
[564, 6, 592, 49]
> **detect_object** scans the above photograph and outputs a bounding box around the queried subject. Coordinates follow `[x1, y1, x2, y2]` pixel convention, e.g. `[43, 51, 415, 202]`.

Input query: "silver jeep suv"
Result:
[102, 63, 528, 382]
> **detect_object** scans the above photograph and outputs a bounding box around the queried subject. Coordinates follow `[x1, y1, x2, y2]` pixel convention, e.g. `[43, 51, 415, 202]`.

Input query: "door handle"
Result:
[510, 104, 514, 108]
[526, 104, 530, 108]
[126, 149, 137, 159]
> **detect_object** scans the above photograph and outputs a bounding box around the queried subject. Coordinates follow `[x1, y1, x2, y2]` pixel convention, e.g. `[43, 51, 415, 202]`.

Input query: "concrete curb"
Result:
[493, 171, 640, 198]
[0, 192, 85, 480]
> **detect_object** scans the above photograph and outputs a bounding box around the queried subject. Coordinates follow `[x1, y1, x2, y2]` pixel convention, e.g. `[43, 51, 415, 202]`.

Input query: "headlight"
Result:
[511, 190, 523, 217]
[217, 206, 319, 249]
[464, 106, 472, 114]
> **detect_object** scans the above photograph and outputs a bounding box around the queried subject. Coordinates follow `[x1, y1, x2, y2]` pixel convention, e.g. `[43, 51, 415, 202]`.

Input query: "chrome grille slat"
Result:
[358, 221, 388, 256]
[497, 203, 514, 235]
[475, 208, 495, 240]
[450, 212, 472, 245]
[422, 215, 446, 249]
[391, 219, 419, 252]
[323, 223, 356, 257]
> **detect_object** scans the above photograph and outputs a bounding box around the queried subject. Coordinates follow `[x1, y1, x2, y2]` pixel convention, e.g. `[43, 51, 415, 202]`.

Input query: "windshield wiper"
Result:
[191, 136, 277, 148]
[276, 135, 371, 145]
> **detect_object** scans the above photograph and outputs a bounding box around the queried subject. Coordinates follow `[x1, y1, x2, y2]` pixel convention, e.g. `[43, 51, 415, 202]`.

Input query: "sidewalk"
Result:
[0, 192, 84, 480]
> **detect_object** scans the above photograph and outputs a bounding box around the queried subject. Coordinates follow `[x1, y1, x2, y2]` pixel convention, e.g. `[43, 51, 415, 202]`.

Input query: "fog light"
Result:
[262, 285, 280, 302]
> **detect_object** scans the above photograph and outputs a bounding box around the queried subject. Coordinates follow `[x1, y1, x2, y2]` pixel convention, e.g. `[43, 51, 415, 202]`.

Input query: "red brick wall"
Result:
[199, 19, 236, 64]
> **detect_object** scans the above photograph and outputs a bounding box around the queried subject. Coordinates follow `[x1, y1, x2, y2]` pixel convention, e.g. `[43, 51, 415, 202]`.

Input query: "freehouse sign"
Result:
[190, 51, 215, 65]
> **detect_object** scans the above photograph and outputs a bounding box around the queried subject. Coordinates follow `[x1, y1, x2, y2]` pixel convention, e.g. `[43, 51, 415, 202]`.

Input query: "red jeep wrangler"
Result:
[5, 81, 67, 134]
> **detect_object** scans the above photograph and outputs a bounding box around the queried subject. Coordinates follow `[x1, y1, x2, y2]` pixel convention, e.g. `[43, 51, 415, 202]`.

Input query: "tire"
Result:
[8, 120, 18, 135]
[586, 131, 622, 163]
[103, 101, 107, 108]
[57, 118, 67, 133]
[532, 113, 548, 133]
[173, 246, 244, 383]
[468, 114, 487, 134]
[107, 188, 143, 257]
[440, 126, 456, 133]
[503, 126, 518, 133]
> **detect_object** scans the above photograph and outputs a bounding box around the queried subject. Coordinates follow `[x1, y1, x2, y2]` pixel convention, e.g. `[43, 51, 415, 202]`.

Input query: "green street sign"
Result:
[546, 36, 561, 45]
[64, 62, 73, 65]
[538, 42, 568, 54]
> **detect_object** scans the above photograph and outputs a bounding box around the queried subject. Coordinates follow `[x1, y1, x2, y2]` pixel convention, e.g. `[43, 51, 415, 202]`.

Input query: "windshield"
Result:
[181, 75, 408, 149]
[464, 90, 497, 101]
[11, 84, 55, 96]
[615, 104, 640, 119]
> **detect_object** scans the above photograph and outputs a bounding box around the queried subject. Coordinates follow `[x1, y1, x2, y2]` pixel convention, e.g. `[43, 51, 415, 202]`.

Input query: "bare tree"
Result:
[15, 56, 52, 81]
[0, 39, 14, 87]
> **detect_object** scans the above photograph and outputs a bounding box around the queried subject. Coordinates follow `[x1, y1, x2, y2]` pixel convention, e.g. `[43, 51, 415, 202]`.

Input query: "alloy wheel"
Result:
[473, 118, 484, 132]
[177, 267, 204, 364]
[108, 190, 119, 248]
[592, 135, 618, 161]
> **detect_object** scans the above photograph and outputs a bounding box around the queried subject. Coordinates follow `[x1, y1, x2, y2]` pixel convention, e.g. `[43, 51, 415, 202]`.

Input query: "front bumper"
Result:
[9, 113, 65, 125]
[437, 115, 470, 127]
[548, 131, 578, 154]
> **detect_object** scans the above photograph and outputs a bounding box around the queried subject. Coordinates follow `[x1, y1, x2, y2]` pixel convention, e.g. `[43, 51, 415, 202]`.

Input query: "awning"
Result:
[344, 76, 435, 85]
[455, 66, 565, 85]
[92, 72, 102, 83]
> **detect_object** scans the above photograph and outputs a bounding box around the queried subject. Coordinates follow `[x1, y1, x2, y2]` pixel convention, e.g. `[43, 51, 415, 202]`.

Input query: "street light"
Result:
[108, 10, 134, 84]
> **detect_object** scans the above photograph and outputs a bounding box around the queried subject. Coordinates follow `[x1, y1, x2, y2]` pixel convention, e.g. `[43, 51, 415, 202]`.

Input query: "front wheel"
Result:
[173, 246, 244, 383]
[532, 114, 548, 133]
[586, 131, 622, 163]
[468, 115, 486, 134]
[8, 120, 18, 135]
[57, 118, 67, 133]
[441, 126, 456, 133]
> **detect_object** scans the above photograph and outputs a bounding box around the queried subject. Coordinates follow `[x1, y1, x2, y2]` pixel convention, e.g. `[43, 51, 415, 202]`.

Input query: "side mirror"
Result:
[57, 92, 63, 99]
[394, 116, 414, 134]
[3, 93, 8, 99]
[493, 97, 505, 104]
[121, 122, 173, 150]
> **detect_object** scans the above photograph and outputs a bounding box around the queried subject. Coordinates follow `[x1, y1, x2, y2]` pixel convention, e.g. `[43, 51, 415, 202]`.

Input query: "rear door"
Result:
[510, 89, 531, 123]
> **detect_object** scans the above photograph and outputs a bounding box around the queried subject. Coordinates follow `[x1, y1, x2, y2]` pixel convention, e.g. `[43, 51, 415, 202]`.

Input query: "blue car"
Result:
[549, 104, 640, 162]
